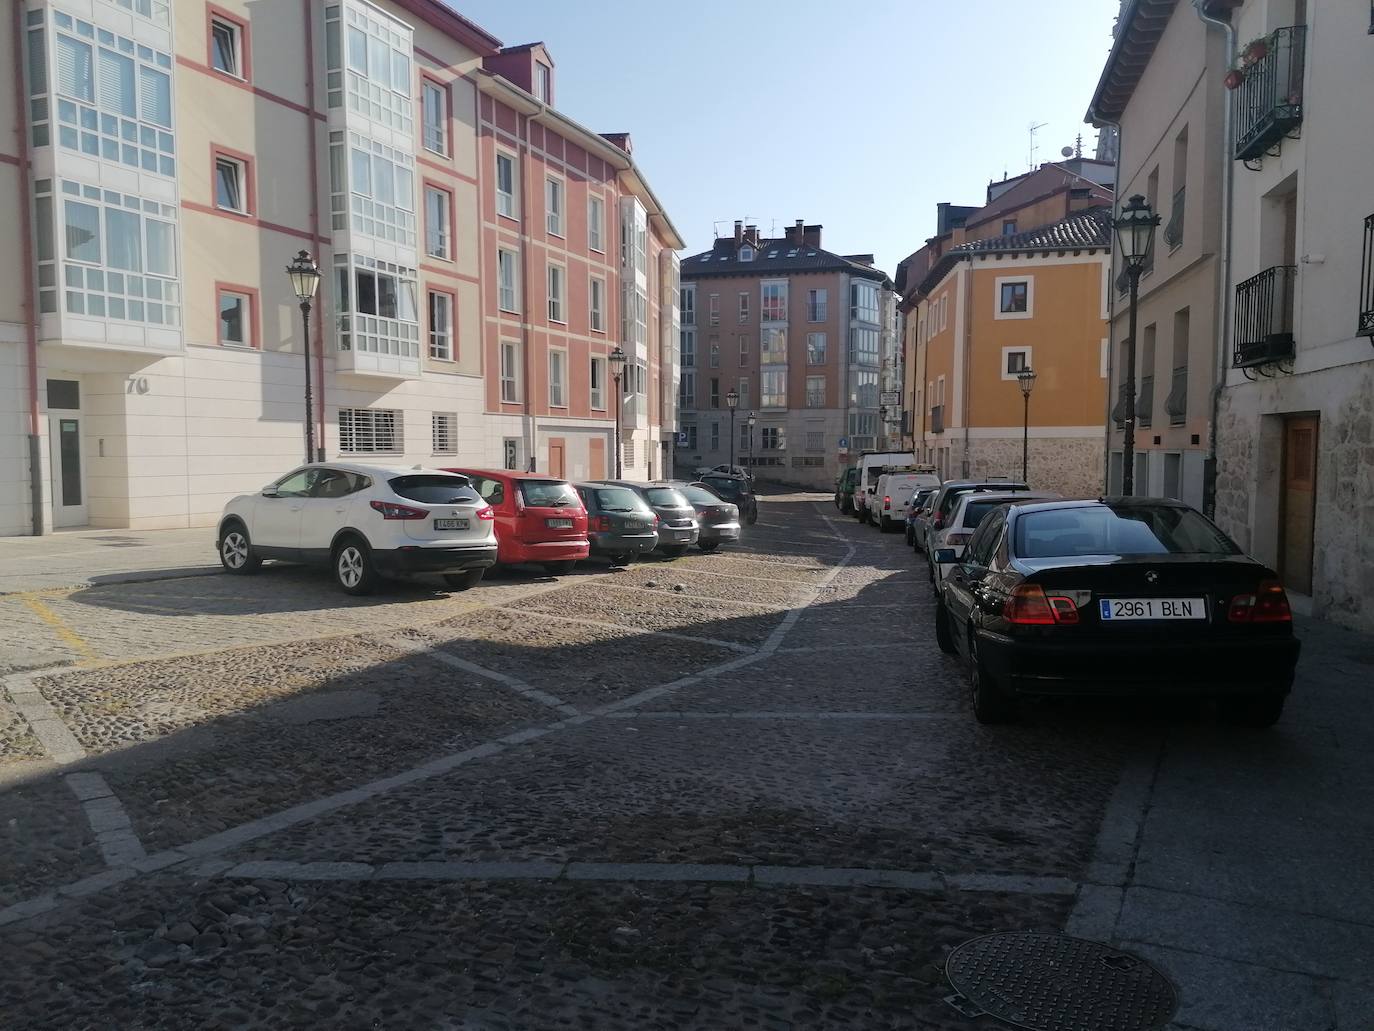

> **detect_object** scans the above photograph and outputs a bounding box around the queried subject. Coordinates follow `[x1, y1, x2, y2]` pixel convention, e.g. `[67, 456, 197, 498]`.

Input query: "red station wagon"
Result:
[441, 469, 589, 575]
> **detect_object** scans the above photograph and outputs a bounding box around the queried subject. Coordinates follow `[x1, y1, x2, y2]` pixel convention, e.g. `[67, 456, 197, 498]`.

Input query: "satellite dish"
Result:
[1060, 146, 1075, 158]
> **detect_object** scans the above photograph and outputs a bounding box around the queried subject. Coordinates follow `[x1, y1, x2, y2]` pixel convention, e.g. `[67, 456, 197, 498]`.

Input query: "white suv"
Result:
[217, 464, 498, 595]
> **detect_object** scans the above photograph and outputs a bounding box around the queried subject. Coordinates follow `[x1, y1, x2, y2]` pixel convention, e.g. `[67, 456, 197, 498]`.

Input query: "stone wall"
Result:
[1213, 390, 1254, 552]
[964, 435, 1104, 497]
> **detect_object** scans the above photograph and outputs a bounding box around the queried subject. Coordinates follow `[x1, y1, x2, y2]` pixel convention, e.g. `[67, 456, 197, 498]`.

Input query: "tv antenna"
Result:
[1027, 121, 1048, 170]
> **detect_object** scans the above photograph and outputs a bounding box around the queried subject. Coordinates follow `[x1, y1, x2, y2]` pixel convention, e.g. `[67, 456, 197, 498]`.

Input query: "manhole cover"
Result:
[945, 932, 1177, 1031]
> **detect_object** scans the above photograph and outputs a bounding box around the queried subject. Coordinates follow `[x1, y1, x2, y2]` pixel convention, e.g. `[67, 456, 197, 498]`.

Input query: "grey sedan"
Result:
[655, 481, 741, 552]
[593, 481, 699, 557]
[574, 483, 659, 565]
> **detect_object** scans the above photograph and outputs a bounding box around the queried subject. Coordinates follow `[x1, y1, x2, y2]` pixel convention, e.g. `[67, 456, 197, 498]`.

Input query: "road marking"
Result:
[389, 634, 579, 716]
[594, 582, 788, 610]
[63, 771, 147, 866]
[489, 606, 754, 654]
[1, 669, 87, 763]
[606, 710, 960, 721]
[18, 595, 96, 664]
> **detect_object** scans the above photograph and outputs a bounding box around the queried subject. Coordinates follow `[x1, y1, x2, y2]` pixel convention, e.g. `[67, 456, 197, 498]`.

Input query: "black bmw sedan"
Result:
[933, 498, 1301, 726]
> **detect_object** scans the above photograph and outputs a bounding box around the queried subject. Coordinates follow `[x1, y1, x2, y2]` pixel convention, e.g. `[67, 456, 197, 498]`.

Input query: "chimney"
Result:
[733, 220, 743, 246]
[744, 224, 760, 247]
[784, 219, 804, 245]
[802, 224, 822, 248]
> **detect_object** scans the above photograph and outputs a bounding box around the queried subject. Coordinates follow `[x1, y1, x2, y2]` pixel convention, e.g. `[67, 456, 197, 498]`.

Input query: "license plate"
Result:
[626, 521, 652, 530]
[433, 518, 469, 531]
[546, 518, 573, 528]
[1099, 597, 1206, 621]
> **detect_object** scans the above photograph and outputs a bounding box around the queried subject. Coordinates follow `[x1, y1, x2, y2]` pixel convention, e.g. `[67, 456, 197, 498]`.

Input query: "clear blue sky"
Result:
[447, 0, 1120, 276]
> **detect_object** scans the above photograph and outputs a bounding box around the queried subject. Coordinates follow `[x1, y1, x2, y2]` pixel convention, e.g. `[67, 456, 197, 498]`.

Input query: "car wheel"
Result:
[969, 632, 1018, 724]
[443, 569, 484, 591]
[698, 539, 720, 552]
[543, 560, 577, 576]
[218, 523, 262, 575]
[1222, 692, 1287, 728]
[934, 599, 957, 655]
[905, 526, 915, 546]
[880, 516, 893, 533]
[333, 537, 378, 596]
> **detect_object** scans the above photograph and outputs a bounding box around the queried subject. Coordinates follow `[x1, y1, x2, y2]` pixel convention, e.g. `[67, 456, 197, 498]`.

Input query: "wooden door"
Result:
[1279, 415, 1317, 594]
[589, 438, 606, 480]
[548, 439, 566, 479]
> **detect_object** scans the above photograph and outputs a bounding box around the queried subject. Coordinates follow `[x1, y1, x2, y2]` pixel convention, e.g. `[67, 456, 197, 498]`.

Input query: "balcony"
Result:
[1359, 213, 1374, 338]
[1232, 27, 1306, 162]
[1233, 265, 1297, 368]
[1111, 383, 1128, 429]
[930, 404, 945, 434]
[1163, 187, 1185, 250]
[1165, 365, 1188, 425]
[1137, 374, 1154, 428]
[336, 316, 422, 379]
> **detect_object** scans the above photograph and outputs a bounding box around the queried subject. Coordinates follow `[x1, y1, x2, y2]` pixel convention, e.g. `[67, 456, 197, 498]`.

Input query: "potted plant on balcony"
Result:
[1240, 36, 1269, 66]
[1224, 68, 1245, 90]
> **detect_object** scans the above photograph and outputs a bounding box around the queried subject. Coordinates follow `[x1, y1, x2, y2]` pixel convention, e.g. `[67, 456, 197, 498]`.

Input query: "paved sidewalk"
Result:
[0, 527, 218, 594]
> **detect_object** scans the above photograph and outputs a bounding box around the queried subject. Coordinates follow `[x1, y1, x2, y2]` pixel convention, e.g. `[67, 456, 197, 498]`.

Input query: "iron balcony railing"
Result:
[1163, 186, 1185, 249]
[1360, 213, 1374, 338]
[1164, 365, 1188, 424]
[930, 404, 945, 434]
[1137, 374, 1154, 428]
[1233, 265, 1297, 368]
[1233, 27, 1306, 162]
[1111, 382, 1128, 429]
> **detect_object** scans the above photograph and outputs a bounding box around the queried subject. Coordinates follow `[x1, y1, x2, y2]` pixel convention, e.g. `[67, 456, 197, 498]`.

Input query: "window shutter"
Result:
[138, 66, 171, 127]
[56, 35, 94, 102]
[98, 48, 136, 117]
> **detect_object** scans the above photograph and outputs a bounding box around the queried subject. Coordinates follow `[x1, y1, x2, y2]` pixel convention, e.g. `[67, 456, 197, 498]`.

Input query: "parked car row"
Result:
[217, 463, 758, 595]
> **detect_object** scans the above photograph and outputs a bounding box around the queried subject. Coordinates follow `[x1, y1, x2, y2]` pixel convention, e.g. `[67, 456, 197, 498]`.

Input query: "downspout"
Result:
[920, 303, 929, 459]
[1194, 0, 1235, 518]
[303, 0, 326, 459]
[960, 256, 973, 478]
[13, 3, 42, 535]
[518, 113, 535, 470]
[1096, 114, 1122, 494]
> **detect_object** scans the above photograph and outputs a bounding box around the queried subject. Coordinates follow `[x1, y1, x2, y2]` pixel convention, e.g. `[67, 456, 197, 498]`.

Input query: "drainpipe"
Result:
[12, 3, 42, 535]
[1095, 115, 1122, 494]
[1194, 0, 1236, 518]
[960, 257, 973, 478]
[518, 113, 535, 469]
[303, 0, 326, 459]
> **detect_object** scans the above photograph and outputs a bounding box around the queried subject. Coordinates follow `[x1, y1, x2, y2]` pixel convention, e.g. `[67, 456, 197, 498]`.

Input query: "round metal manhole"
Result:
[945, 932, 1177, 1031]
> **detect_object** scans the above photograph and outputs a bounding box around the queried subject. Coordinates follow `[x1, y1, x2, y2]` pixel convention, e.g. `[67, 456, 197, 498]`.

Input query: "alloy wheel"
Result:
[221, 532, 248, 568]
[337, 546, 364, 588]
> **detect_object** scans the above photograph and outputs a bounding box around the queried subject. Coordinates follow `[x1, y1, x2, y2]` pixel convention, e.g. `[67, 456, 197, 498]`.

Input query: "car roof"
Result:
[439, 467, 570, 481]
[1005, 497, 1194, 519]
[304, 462, 467, 479]
[955, 491, 1058, 509]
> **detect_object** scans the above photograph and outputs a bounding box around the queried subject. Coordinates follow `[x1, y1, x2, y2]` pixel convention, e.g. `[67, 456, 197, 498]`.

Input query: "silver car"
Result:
[594, 481, 699, 557]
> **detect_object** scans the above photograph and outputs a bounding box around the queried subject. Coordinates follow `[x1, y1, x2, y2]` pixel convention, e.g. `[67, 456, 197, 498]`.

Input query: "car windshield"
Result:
[1015, 504, 1242, 559]
[680, 485, 720, 506]
[592, 487, 650, 513]
[388, 474, 477, 505]
[702, 478, 743, 499]
[645, 487, 690, 508]
[519, 480, 579, 507]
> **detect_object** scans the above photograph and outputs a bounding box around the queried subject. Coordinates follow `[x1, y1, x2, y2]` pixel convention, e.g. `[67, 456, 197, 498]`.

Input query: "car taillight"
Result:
[653, 514, 661, 527]
[883, 495, 892, 509]
[1004, 584, 1080, 625]
[592, 515, 612, 532]
[932, 514, 944, 530]
[1228, 580, 1292, 623]
[370, 500, 427, 520]
[476, 505, 496, 521]
[944, 531, 973, 546]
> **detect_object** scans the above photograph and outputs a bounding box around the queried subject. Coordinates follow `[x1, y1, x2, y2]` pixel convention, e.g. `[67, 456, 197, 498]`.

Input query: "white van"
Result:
[871, 471, 942, 532]
[851, 451, 919, 521]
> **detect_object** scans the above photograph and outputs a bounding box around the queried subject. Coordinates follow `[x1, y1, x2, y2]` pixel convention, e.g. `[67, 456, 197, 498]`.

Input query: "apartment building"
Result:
[1088, 0, 1230, 510]
[897, 164, 1114, 495]
[0, 0, 681, 535]
[676, 221, 895, 488]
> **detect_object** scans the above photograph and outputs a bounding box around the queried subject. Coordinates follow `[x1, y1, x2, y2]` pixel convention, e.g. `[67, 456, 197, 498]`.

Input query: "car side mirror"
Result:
[261, 486, 279, 498]
[933, 548, 957, 564]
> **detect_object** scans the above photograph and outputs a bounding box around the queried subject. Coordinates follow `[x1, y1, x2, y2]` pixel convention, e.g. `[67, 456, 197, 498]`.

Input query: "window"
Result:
[547, 263, 565, 322]
[496, 152, 516, 218]
[761, 327, 787, 364]
[590, 356, 606, 409]
[534, 61, 551, 102]
[679, 370, 695, 409]
[498, 249, 519, 312]
[338, 408, 401, 453]
[807, 332, 826, 365]
[850, 281, 879, 323]
[428, 290, 453, 360]
[762, 281, 788, 321]
[549, 350, 567, 406]
[849, 327, 878, 365]
[739, 245, 754, 262]
[738, 292, 750, 322]
[1000, 281, 1029, 313]
[52, 179, 180, 325]
[762, 427, 785, 450]
[710, 378, 720, 408]
[1002, 219, 1017, 236]
[217, 288, 253, 346]
[739, 421, 751, 451]
[709, 340, 720, 368]
[807, 289, 827, 322]
[762, 369, 786, 408]
[330, 131, 415, 244]
[1002, 348, 1030, 378]
[806, 375, 825, 408]
[849, 369, 878, 408]
[424, 185, 451, 259]
[681, 285, 695, 325]
[421, 80, 448, 154]
[680, 328, 696, 366]
[335, 254, 420, 357]
[709, 422, 720, 450]
[738, 376, 750, 406]
[432, 412, 456, 454]
[210, 15, 245, 79]
[738, 334, 748, 366]
[214, 154, 247, 212]
[545, 177, 563, 236]
[328, 4, 412, 132]
[588, 195, 604, 251]
[805, 430, 824, 451]
[709, 293, 720, 326]
[500, 340, 519, 401]
[590, 275, 606, 331]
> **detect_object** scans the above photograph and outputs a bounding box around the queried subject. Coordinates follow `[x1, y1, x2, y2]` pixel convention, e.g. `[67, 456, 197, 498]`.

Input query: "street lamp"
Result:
[608, 346, 627, 477]
[746, 412, 757, 473]
[286, 250, 323, 462]
[1113, 194, 1160, 495]
[725, 388, 739, 469]
[1017, 367, 1037, 483]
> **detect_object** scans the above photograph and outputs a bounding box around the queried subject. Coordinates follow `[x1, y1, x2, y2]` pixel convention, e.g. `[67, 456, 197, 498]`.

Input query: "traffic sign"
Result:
[880, 391, 900, 407]
[675, 431, 688, 445]
[838, 436, 850, 449]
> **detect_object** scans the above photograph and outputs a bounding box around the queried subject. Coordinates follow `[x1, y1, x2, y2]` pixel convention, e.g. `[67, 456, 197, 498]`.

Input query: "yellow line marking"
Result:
[18, 595, 97, 664]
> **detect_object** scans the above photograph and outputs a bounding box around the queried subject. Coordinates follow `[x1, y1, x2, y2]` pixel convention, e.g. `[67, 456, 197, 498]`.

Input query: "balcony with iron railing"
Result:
[1137, 373, 1154, 428]
[1233, 265, 1297, 368]
[1111, 382, 1128, 429]
[1360, 213, 1374, 339]
[1163, 187, 1185, 250]
[929, 404, 945, 434]
[1232, 27, 1306, 162]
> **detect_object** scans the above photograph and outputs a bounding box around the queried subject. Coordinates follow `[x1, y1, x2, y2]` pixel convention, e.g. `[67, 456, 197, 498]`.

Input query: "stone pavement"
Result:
[0, 493, 1370, 1029]
[0, 526, 220, 593]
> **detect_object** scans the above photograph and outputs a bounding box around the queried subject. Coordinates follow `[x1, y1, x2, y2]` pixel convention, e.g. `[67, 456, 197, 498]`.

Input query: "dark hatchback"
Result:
[934, 498, 1301, 726]
[698, 473, 758, 525]
[574, 483, 659, 565]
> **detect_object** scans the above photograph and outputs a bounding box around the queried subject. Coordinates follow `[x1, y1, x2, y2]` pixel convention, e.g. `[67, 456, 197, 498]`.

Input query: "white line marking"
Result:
[63, 771, 147, 866]
[389, 634, 579, 716]
[3, 669, 87, 763]
[489, 606, 754, 653]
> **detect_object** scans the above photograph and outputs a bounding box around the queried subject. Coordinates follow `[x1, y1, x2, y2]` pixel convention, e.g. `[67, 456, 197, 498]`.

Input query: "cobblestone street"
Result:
[2, 493, 1372, 1030]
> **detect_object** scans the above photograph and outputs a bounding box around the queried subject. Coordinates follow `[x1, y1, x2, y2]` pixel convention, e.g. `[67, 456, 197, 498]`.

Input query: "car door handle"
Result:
[334, 506, 347, 514]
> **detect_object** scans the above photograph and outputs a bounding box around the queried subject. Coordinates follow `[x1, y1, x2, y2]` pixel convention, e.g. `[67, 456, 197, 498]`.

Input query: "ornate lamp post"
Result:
[1113, 194, 1160, 495]
[725, 388, 739, 469]
[746, 412, 757, 473]
[608, 346, 627, 477]
[285, 251, 323, 462]
[1017, 367, 1037, 483]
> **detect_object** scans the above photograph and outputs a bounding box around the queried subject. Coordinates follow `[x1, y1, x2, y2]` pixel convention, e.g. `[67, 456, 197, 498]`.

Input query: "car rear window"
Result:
[1015, 505, 1241, 559]
[645, 487, 690, 508]
[959, 500, 1007, 528]
[680, 485, 721, 506]
[701, 478, 743, 499]
[388, 474, 478, 505]
[591, 487, 650, 513]
[518, 480, 579, 507]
